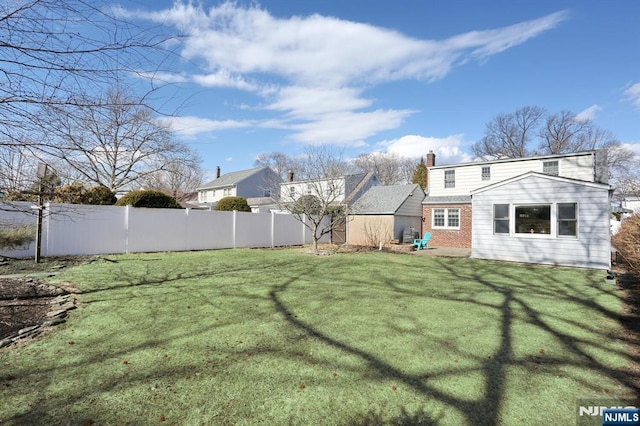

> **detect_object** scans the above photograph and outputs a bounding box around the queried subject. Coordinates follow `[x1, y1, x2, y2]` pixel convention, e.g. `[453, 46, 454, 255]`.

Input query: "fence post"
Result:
[125, 205, 130, 254]
[271, 212, 275, 248]
[232, 210, 237, 249]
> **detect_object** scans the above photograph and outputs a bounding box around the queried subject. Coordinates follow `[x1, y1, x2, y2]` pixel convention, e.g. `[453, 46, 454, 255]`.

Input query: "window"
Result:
[543, 160, 559, 176]
[515, 205, 551, 234]
[447, 209, 460, 227]
[289, 187, 296, 197]
[481, 166, 491, 181]
[432, 208, 460, 229]
[433, 209, 445, 227]
[223, 188, 232, 197]
[493, 204, 509, 234]
[557, 203, 577, 236]
[444, 170, 455, 188]
[306, 184, 312, 195]
[263, 189, 271, 197]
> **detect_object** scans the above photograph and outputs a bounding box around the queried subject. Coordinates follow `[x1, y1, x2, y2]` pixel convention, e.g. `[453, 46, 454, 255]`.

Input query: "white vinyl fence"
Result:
[0, 202, 329, 258]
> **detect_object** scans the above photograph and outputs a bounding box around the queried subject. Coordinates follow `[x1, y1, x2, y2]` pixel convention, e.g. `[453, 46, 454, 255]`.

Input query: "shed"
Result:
[470, 172, 611, 269]
[347, 184, 425, 246]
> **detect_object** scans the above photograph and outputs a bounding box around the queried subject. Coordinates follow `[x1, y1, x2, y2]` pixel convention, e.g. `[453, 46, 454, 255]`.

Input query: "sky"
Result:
[118, 0, 640, 178]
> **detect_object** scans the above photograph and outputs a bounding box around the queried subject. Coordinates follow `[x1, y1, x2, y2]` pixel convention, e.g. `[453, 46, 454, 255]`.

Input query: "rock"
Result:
[46, 309, 67, 318]
[18, 325, 39, 335]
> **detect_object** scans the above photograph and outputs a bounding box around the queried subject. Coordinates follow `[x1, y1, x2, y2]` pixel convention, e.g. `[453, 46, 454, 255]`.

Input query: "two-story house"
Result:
[280, 172, 379, 205]
[280, 171, 380, 242]
[423, 150, 612, 269]
[196, 166, 281, 207]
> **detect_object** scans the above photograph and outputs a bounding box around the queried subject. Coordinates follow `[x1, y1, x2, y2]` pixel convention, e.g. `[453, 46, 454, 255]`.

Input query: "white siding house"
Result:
[280, 172, 379, 204]
[471, 172, 611, 269]
[429, 151, 606, 197]
[196, 167, 281, 207]
[423, 151, 608, 248]
[420, 150, 611, 268]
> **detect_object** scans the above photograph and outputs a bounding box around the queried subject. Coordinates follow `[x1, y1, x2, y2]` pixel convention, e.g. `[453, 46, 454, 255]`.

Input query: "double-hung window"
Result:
[432, 208, 460, 229]
[444, 170, 455, 188]
[557, 203, 577, 237]
[543, 160, 559, 176]
[493, 204, 509, 234]
[481, 166, 491, 181]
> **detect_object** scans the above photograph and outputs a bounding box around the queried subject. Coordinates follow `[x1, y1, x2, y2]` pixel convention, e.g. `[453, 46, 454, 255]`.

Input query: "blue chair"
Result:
[413, 232, 431, 250]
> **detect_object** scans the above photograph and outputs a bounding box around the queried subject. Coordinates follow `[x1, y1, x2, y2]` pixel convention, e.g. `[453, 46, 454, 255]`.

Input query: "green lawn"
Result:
[0, 249, 636, 425]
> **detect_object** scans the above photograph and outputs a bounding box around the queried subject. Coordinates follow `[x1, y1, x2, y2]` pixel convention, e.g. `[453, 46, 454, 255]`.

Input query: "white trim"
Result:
[432, 207, 461, 230]
[471, 171, 610, 195]
[490, 202, 579, 240]
[430, 150, 596, 170]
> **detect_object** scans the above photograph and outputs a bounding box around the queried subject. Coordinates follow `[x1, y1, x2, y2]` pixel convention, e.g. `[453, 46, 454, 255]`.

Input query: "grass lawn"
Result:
[0, 248, 636, 425]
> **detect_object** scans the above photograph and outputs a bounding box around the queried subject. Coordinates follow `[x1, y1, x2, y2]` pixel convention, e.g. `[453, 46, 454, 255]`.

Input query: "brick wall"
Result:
[421, 204, 472, 248]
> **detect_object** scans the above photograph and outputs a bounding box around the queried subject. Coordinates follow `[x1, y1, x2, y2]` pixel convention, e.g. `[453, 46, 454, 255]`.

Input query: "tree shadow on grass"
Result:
[270, 256, 640, 425]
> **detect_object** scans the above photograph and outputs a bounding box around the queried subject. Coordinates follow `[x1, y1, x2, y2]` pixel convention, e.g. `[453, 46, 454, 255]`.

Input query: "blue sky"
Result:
[120, 0, 640, 177]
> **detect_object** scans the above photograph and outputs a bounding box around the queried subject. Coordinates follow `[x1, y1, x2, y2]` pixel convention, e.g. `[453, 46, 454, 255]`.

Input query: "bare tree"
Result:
[0, 145, 39, 193]
[278, 146, 351, 254]
[36, 88, 193, 193]
[539, 110, 592, 154]
[140, 149, 205, 202]
[254, 152, 302, 181]
[473, 106, 638, 194]
[352, 152, 409, 185]
[0, 0, 172, 148]
[472, 106, 545, 159]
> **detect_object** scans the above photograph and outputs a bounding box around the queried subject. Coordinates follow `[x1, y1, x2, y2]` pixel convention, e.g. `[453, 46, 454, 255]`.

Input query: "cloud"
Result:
[149, 3, 567, 87]
[624, 83, 640, 108]
[575, 104, 602, 121]
[192, 71, 258, 91]
[379, 134, 473, 165]
[132, 2, 568, 145]
[159, 116, 250, 137]
[288, 109, 414, 146]
[622, 141, 640, 156]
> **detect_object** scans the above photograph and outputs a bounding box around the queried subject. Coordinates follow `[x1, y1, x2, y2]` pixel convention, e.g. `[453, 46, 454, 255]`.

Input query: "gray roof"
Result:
[351, 184, 423, 214]
[198, 167, 269, 190]
[422, 195, 471, 204]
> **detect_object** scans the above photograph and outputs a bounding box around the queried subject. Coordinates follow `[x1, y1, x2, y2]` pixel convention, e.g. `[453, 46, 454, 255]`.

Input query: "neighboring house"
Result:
[280, 172, 380, 243]
[347, 184, 425, 246]
[620, 195, 640, 214]
[279, 172, 379, 205]
[423, 150, 612, 269]
[195, 166, 281, 208]
[247, 196, 280, 214]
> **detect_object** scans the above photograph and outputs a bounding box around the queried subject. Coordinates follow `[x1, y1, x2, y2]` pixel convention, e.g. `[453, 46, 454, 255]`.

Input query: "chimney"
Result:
[426, 150, 436, 167]
[287, 170, 294, 182]
[215, 166, 221, 179]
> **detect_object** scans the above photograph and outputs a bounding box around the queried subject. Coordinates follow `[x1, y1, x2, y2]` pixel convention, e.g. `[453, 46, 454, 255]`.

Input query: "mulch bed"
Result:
[0, 278, 66, 340]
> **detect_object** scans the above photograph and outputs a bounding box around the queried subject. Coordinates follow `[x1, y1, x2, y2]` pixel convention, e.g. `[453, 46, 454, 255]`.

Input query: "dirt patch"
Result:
[0, 256, 90, 345]
[0, 278, 67, 340]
